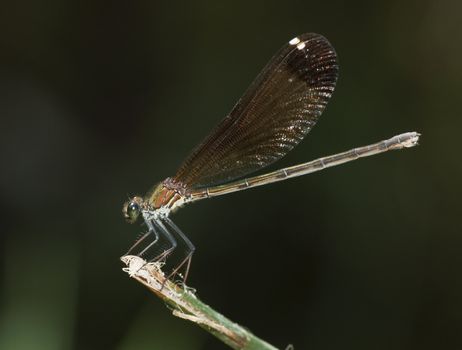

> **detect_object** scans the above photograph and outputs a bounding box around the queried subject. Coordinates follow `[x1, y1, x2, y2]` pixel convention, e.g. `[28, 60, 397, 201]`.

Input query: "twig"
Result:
[121, 255, 280, 350]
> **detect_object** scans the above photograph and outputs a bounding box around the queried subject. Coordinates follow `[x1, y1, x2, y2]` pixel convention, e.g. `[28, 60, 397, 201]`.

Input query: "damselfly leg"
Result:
[163, 217, 196, 284]
[130, 217, 195, 285]
[147, 219, 177, 263]
[125, 224, 158, 256]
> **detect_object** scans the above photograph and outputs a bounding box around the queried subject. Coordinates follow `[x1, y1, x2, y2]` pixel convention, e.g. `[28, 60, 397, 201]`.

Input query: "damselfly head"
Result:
[123, 196, 143, 223]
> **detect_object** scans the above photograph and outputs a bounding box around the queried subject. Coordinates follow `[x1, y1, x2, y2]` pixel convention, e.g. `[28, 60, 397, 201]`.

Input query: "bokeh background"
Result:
[0, 1, 461, 349]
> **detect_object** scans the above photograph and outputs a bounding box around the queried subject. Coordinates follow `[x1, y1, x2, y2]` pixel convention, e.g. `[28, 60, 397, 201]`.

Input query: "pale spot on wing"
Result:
[289, 37, 301, 45]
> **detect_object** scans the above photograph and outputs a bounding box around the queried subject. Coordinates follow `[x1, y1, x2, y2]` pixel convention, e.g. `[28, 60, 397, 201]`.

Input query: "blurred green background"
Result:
[0, 0, 461, 349]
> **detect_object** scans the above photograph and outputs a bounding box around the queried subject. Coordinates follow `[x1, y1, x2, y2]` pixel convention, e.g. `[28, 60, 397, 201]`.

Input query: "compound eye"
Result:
[126, 202, 140, 223]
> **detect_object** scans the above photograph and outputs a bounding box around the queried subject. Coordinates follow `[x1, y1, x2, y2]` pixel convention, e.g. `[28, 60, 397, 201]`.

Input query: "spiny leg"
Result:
[137, 221, 161, 258]
[148, 219, 179, 289]
[126, 223, 158, 256]
[163, 217, 196, 285]
[148, 219, 177, 263]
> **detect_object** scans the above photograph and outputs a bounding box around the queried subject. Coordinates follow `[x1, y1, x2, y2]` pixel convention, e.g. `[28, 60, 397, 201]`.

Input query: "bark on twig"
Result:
[121, 255, 279, 350]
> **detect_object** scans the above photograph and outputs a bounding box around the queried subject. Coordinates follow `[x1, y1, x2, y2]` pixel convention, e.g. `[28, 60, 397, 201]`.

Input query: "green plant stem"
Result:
[121, 255, 280, 350]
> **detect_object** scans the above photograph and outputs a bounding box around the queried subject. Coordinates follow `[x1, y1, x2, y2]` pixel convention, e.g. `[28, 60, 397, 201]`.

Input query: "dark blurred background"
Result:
[0, 0, 461, 349]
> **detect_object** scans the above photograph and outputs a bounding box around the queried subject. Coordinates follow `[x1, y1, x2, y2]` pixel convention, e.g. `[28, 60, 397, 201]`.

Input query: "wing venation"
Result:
[173, 33, 339, 188]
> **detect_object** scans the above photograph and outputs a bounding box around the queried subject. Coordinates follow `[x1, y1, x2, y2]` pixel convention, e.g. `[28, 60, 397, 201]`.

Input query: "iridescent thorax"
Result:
[145, 178, 189, 212]
[123, 178, 189, 224]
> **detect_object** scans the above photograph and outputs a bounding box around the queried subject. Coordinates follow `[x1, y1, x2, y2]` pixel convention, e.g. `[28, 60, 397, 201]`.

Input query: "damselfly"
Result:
[123, 33, 420, 282]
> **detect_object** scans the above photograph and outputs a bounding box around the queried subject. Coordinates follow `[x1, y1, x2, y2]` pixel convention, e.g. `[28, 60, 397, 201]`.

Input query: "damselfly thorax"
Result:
[123, 178, 190, 222]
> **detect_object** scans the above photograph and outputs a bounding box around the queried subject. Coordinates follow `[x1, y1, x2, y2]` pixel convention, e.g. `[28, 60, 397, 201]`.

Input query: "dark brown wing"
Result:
[173, 33, 339, 188]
